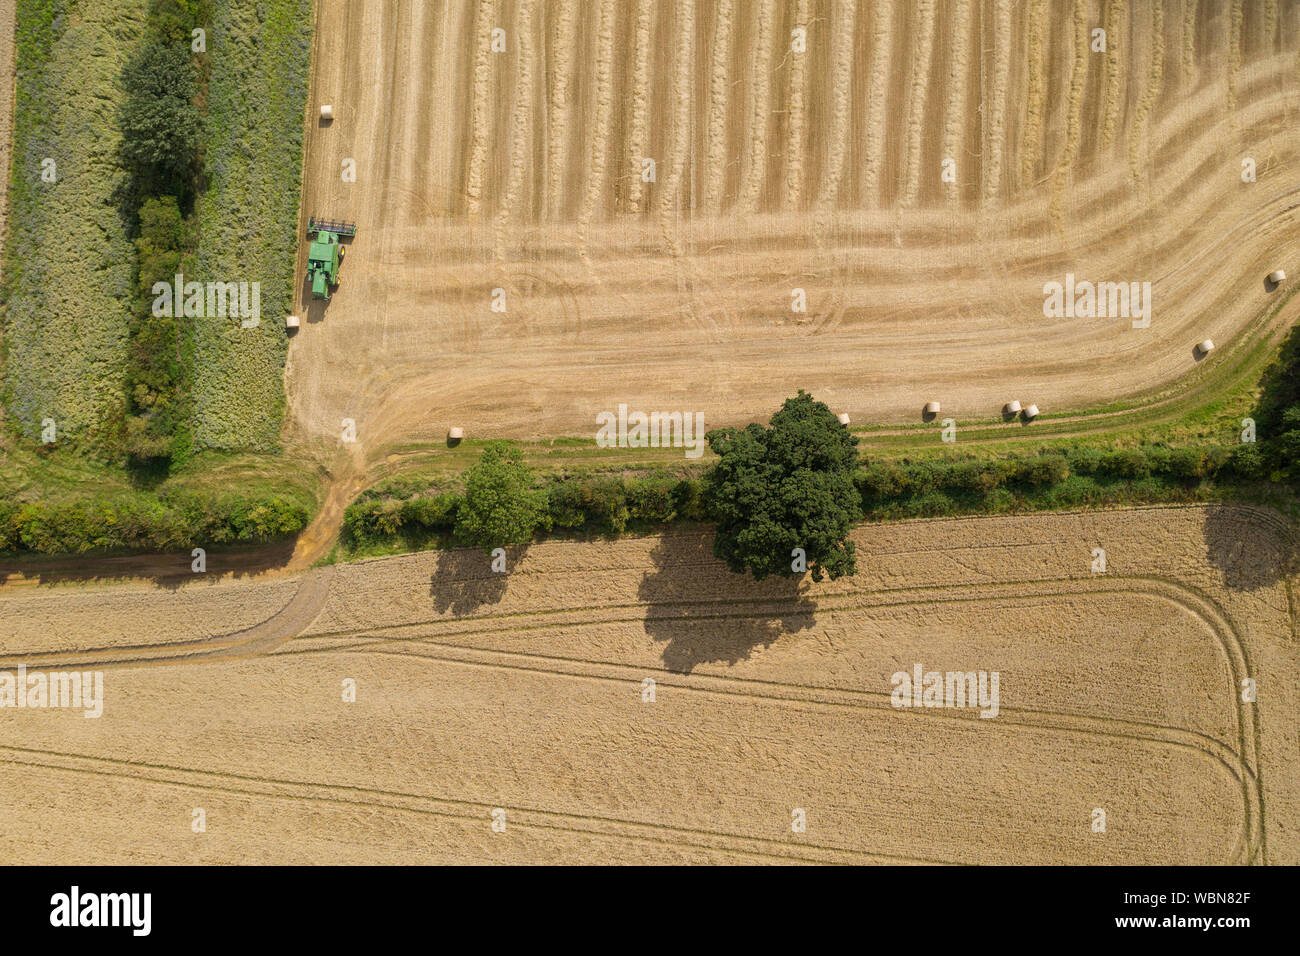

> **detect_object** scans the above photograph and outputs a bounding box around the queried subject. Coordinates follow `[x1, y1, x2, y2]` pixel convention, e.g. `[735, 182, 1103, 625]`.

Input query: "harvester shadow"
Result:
[301, 273, 331, 324]
[1202, 506, 1293, 593]
[637, 532, 815, 674]
[429, 545, 524, 616]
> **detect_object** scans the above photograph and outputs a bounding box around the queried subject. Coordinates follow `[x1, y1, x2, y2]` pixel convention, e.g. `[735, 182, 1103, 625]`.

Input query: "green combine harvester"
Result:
[306, 216, 356, 300]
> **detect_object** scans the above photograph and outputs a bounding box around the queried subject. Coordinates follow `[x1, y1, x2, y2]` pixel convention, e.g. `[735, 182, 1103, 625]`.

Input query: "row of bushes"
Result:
[857, 446, 1254, 519]
[5, 438, 1244, 556]
[343, 473, 711, 548]
[344, 442, 1257, 552]
[117, 1, 212, 467]
[858, 445, 1246, 501]
[122, 195, 197, 465]
[0, 488, 310, 555]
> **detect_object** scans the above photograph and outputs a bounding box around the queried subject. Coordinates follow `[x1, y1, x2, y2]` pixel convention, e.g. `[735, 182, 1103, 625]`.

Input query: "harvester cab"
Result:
[306, 217, 356, 301]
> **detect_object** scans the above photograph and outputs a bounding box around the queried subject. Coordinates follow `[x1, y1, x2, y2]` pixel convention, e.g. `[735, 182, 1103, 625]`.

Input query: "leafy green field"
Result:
[191, 0, 312, 451]
[1, 0, 146, 448]
[0, 0, 321, 557]
[1, 0, 315, 457]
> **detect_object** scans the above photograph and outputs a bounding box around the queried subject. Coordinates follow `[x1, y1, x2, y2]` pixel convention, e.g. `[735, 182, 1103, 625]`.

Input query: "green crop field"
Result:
[190, 0, 311, 452]
[1, 0, 146, 447]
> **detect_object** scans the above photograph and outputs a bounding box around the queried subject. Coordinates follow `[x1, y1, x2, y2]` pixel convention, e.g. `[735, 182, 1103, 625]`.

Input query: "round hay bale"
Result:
[1268, 269, 1286, 284]
[836, 412, 850, 425]
[923, 401, 941, 415]
[1023, 404, 1040, 420]
[1003, 400, 1022, 415]
[447, 426, 465, 441]
[320, 104, 334, 120]
[285, 315, 300, 329]
[1196, 338, 1215, 356]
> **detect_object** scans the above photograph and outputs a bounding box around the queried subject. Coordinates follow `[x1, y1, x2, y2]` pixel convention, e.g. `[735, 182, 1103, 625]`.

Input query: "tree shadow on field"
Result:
[0, 541, 296, 591]
[1202, 506, 1294, 592]
[636, 532, 816, 674]
[429, 545, 525, 616]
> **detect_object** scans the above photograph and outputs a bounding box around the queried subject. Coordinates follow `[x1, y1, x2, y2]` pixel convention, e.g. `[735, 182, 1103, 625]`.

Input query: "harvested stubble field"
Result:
[287, 0, 1300, 480]
[0, 505, 1295, 864]
[0, 576, 300, 657]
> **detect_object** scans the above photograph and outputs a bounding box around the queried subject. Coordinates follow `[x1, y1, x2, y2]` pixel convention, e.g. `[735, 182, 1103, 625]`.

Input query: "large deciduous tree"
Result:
[704, 391, 860, 582]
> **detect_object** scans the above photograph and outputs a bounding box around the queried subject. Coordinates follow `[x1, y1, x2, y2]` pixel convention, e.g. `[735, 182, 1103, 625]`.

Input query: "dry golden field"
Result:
[1, 506, 1295, 864]
[286, 0, 1300, 477]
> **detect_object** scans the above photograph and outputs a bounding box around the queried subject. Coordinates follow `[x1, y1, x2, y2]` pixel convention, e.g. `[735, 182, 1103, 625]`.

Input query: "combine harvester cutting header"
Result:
[306, 216, 356, 300]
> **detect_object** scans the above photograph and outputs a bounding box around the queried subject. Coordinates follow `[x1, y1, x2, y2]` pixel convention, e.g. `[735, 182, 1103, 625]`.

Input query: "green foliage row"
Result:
[858, 445, 1238, 500]
[342, 468, 710, 551]
[115, 1, 211, 468]
[342, 437, 1257, 557]
[857, 444, 1250, 519]
[122, 196, 196, 465]
[0, 487, 310, 555]
[545, 473, 709, 534]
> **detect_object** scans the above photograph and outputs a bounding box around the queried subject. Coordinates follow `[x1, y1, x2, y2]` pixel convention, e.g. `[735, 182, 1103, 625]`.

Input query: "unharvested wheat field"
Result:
[286, 0, 1300, 467]
[0, 506, 1295, 864]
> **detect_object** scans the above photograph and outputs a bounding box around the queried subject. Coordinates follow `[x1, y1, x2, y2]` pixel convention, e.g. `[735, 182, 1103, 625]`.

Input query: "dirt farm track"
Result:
[288, 0, 1300, 465]
[1, 506, 1297, 864]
